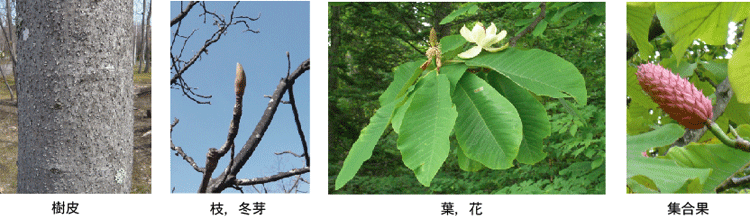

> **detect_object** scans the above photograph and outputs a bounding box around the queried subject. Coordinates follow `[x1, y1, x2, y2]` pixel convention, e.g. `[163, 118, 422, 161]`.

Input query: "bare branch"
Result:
[171, 1, 199, 27]
[170, 118, 205, 173]
[285, 52, 310, 167]
[275, 151, 304, 158]
[170, 1, 260, 104]
[205, 59, 310, 193]
[509, 2, 546, 47]
[715, 159, 750, 193]
[288, 83, 310, 167]
[234, 167, 310, 186]
[197, 65, 246, 193]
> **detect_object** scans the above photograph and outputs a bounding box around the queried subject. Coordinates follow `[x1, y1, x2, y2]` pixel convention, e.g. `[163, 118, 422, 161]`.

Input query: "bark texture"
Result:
[16, 0, 133, 193]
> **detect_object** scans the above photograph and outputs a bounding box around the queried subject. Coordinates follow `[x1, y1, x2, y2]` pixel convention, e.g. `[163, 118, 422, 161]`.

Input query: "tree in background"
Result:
[0, 0, 16, 101]
[135, 0, 151, 74]
[16, 0, 133, 193]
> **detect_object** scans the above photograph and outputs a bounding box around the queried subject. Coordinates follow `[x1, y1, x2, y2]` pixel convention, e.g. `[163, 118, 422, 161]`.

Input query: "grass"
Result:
[131, 71, 152, 194]
[0, 72, 14, 100]
[134, 69, 151, 84]
[0, 99, 17, 194]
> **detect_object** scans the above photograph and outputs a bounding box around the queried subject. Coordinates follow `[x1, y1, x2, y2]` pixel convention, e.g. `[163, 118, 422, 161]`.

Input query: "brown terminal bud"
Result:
[235, 63, 246, 97]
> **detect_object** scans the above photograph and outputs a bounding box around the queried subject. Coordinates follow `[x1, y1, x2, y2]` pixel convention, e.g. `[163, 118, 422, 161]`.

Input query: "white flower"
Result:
[458, 22, 508, 59]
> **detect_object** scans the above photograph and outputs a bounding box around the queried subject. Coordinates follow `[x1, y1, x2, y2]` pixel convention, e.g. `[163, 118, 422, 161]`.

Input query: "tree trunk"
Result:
[5, 0, 15, 99]
[16, 0, 133, 193]
[142, 0, 152, 73]
[136, 0, 146, 74]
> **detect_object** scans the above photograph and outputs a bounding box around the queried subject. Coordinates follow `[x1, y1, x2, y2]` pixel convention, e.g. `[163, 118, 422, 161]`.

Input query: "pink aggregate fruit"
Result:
[636, 63, 713, 129]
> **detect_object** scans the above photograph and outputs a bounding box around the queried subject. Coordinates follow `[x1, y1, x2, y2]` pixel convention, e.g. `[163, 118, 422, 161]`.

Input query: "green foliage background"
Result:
[626, 2, 750, 193]
[329, 2, 605, 194]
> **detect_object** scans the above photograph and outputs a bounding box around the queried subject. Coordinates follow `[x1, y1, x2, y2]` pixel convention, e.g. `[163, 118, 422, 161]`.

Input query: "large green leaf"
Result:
[452, 73, 522, 169]
[729, 19, 750, 104]
[439, 3, 479, 25]
[390, 89, 413, 134]
[465, 48, 587, 105]
[531, 20, 548, 37]
[627, 65, 660, 135]
[397, 72, 457, 186]
[379, 61, 424, 106]
[488, 73, 550, 164]
[628, 175, 659, 193]
[626, 124, 712, 193]
[457, 144, 484, 172]
[660, 57, 698, 78]
[665, 142, 750, 192]
[724, 94, 750, 125]
[701, 59, 728, 83]
[441, 35, 469, 61]
[627, 124, 750, 193]
[655, 3, 749, 62]
[392, 64, 466, 133]
[440, 63, 468, 95]
[628, 158, 710, 193]
[549, 3, 584, 24]
[729, 3, 750, 22]
[627, 123, 684, 158]
[335, 99, 400, 189]
[626, 2, 655, 59]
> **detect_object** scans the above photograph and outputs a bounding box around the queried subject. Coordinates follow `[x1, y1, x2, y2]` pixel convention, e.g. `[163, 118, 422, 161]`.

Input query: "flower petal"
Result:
[497, 30, 507, 41]
[484, 42, 509, 52]
[482, 29, 507, 48]
[460, 25, 474, 42]
[458, 45, 483, 59]
[480, 32, 499, 46]
[487, 22, 498, 35]
[471, 23, 486, 44]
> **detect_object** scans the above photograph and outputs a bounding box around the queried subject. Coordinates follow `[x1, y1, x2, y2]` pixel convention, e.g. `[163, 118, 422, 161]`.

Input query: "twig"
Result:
[171, 142, 204, 173]
[732, 175, 750, 186]
[288, 85, 309, 167]
[198, 65, 246, 193]
[275, 151, 304, 158]
[170, 1, 260, 104]
[170, 118, 205, 173]
[234, 167, 310, 186]
[171, 1, 199, 27]
[716, 159, 750, 193]
[509, 2, 546, 47]
[205, 59, 310, 193]
[286, 53, 310, 167]
[706, 120, 750, 152]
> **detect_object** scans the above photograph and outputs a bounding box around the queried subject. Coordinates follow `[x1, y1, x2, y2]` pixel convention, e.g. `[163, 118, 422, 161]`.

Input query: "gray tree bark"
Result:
[16, 0, 133, 193]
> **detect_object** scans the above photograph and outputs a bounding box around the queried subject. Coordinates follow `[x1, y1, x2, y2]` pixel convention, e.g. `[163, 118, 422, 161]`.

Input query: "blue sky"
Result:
[170, 1, 310, 193]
